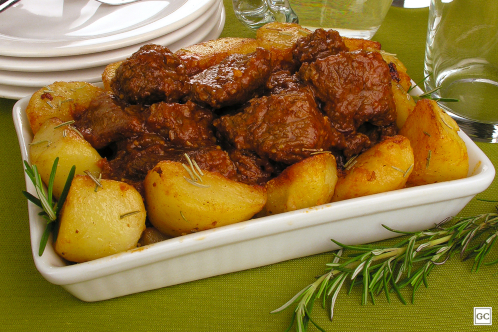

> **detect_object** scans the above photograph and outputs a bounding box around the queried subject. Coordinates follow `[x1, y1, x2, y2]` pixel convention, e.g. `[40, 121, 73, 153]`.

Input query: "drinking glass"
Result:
[289, 0, 393, 39]
[232, 0, 298, 30]
[232, 0, 393, 40]
[424, 0, 498, 142]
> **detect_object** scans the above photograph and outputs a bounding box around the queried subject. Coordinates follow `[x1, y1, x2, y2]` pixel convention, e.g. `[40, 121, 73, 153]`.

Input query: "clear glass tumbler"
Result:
[232, 0, 298, 30]
[289, 0, 393, 39]
[424, 0, 498, 142]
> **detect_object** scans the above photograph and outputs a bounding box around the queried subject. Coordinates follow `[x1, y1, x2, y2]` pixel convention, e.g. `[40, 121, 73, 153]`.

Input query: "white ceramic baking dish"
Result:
[13, 94, 495, 302]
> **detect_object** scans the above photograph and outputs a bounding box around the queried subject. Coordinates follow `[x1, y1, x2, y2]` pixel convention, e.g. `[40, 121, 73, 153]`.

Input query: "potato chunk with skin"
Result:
[175, 37, 259, 76]
[332, 135, 414, 202]
[29, 117, 103, 199]
[392, 82, 416, 129]
[399, 99, 469, 186]
[26, 81, 104, 134]
[261, 153, 338, 216]
[380, 51, 413, 92]
[55, 175, 146, 263]
[102, 61, 122, 92]
[343, 37, 381, 52]
[257, 22, 311, 70]
[144, 160, 267, 237]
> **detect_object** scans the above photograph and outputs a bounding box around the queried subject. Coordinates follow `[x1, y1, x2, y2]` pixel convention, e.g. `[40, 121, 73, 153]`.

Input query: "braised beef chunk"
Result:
[265, 70, 306, 95]
[228, 149, 280, 185]
[188, 48, 272, 109]
[293, 29, 348, 65]
[214, 89, 345, 164]
[111, 44, 189, 105]
[186, 147, 238, 180]
[75, 93, 144, 149]
[146, 101, 216, 148]
[299, 50, 397, 156]
[101, 133, 173, 195]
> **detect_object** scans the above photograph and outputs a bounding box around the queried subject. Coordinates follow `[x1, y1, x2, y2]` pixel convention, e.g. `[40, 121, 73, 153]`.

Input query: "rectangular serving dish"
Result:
[13, 94, 495, 302]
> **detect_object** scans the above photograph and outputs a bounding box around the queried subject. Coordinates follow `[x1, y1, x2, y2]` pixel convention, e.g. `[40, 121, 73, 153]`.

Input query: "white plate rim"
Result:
[0, 0, 217, 57]
[0, 0, 222, 72]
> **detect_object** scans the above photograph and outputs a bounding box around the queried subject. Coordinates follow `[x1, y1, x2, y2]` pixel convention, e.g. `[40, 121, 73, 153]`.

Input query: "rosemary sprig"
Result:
[408, 74, 459, 102]
[407, 74, 430, 94]
[272, 214, 498, 331]
[182, 153, 210, 188]
[22, 158, 75, 256]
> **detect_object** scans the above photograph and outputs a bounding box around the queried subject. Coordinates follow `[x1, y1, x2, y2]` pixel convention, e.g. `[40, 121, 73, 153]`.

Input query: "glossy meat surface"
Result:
[111, 44, 189, 105]
[188, 48, 272, 109]
[75, 93, 144, 150]
[265, 70, 305, 95]
[214, 89, 344, 164]
[299, 50, 397, 156]
[146, 101, 216, 148]
[293, 29, 348, 65]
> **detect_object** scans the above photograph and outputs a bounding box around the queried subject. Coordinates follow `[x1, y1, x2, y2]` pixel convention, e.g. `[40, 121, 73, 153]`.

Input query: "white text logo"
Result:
[474, 307, 492, 325]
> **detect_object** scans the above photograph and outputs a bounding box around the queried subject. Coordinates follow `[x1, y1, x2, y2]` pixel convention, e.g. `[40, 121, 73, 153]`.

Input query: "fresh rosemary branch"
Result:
[408, 74, 459, 103]
[22, 158, 75, 256]
[272, 214, 498, 332]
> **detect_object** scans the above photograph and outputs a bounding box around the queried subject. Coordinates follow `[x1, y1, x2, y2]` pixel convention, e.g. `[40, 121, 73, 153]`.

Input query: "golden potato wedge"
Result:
[25, 81, 104, 134]
[392, 82, 416, 129]
[399, 99, 469, 186]
[144, 160, 267, 237]
[261, 153, 338, 216]
[29, 117, 103, 199]
[256, 22, 311, 70]
[332, 135, 414, 202]
[101, 61, 122, 92]
[175, 37, 259, 76]
[55, 175, 146, 263]
[380, 51, 413, 92]
[343, 37, 381, 51]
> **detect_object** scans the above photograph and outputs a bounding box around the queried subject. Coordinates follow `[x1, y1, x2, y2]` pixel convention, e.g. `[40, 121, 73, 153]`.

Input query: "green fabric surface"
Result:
[1, 2, 497, 331]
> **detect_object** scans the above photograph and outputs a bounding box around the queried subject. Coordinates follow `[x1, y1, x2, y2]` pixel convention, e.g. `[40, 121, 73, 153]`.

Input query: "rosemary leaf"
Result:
[391, 278, 407, 305]
[47, 157, 58, 207]
[22, 191, 42, 208]
[329, 273, 348, 321]
[407, 74, 431, 93]
[56, 165, 75, 213]
[39, 222, 55, 257]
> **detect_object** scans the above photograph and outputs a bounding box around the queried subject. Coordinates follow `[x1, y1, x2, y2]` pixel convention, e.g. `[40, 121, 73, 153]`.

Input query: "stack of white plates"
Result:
[0, 0, 225, 99]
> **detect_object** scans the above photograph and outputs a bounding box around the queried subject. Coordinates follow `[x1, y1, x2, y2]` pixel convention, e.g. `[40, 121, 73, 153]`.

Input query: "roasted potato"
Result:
[55, 175, 146, 263]
[256, 22, 310, 69]
[380, 51, 413, 92]
[144, 160, 267, 237]
[29, 117, 103, 199]
[392, 82, 417, 129]
[343, 37, 381, 51]
[175, 37, 259, 76]
[399, 99, 469, 186]
[261, 153, 338, 215]
[332, 135, 414, 202]
[101, 61, 122, 92]
[25, 81, 103, 134]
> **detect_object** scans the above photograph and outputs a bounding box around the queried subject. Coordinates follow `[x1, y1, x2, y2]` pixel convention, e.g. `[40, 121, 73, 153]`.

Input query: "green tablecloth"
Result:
[1, 2, 497, 331]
